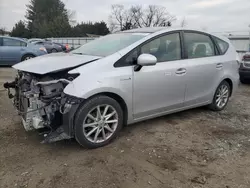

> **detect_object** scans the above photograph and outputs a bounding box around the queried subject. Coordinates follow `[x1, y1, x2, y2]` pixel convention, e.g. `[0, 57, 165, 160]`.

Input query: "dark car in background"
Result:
[28, 38, 70, 53]
[53, 42, 70, 52]
[0, 36, 47, 65]
[239, 52, 250, 84]
[28, 38, 43, 43]
[32, 41, 63, 53]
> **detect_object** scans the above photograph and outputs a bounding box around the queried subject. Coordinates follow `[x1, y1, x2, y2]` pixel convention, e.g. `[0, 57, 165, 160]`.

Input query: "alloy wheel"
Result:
[215, 84, 229, 108]
[82, 104, 118, 143]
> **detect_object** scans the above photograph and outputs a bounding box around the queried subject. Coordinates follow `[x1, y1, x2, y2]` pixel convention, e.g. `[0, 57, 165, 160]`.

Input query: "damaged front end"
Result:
[4, 71, 82, 143]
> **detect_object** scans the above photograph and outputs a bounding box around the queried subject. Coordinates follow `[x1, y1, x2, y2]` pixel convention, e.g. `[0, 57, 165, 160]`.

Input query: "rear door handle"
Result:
[216, 63, 223, 69]
[175, 68, 186, 75]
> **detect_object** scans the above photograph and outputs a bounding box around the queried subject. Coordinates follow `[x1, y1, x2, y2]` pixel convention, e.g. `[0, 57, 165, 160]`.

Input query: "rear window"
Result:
[213, 37, 229, 54]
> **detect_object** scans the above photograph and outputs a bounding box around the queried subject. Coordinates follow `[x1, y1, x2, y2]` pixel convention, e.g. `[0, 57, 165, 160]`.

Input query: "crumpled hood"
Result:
[13, 53, 101, 74]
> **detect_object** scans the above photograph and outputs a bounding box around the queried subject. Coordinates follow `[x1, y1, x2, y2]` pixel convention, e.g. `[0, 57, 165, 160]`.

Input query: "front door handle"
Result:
[175, 68, 186, 75]
[216, 63, 223, 69]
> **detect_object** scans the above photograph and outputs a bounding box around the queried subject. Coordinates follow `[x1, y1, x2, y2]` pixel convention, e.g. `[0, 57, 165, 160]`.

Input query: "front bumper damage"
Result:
[4, 78, 83, 144]
[42, 101, 80, 143]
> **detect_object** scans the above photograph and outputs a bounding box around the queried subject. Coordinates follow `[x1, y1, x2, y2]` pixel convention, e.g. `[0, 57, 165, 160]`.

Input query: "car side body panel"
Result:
[64, 29, 239, 125]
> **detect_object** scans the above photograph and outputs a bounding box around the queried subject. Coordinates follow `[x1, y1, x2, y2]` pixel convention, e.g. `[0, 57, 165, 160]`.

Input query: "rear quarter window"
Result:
[213, 37, 229, 54]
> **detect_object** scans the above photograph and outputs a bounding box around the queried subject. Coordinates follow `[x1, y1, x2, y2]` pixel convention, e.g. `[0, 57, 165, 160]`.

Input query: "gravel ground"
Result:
[0, 68, 250, 188]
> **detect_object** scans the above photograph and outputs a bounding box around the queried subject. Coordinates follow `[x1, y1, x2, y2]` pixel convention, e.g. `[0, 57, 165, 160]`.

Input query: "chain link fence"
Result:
[47, 37, 97, 49]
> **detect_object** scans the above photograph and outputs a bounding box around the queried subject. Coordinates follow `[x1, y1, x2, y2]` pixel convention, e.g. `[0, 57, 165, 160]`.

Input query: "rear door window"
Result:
[184, 32, 215, 59]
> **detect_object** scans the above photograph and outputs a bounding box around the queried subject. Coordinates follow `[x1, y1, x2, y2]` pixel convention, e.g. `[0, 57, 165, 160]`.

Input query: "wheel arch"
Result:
[211, 77, 234, 103]
[223, 78, 233, 97]
[21, 53, 36, 61]
[86, 92, 128, 126]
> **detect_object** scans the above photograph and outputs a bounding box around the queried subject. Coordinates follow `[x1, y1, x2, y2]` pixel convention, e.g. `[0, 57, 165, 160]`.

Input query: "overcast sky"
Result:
[0, 0, 250, 34]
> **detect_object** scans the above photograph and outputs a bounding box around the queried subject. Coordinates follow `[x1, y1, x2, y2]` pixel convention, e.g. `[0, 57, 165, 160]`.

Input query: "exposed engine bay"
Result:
[3, 70, 81, 142]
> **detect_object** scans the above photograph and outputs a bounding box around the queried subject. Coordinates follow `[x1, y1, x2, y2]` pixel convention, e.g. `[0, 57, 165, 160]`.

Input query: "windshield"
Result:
[71, 33, 148, 57]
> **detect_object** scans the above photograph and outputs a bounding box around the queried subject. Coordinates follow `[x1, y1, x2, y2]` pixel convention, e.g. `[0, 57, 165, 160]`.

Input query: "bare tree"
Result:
[130, 5, 143, 28]
[109, 4, 133, 32]
[109, 4, 176, 32]
[0, 27, 7, 35]
[144, 5, 175, 27]
[108, 18, 117, 33]
[67, 10, 77, 27]
[180, 17, 187, 27]
[130, 5, 176, 27]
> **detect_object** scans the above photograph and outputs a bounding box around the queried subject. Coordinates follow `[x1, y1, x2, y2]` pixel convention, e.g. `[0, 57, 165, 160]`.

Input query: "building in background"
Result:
[227, 35, 250, 59]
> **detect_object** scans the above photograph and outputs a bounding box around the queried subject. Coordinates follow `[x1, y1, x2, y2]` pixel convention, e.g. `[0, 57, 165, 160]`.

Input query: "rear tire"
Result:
[74, 95, 123, 149]
[240, 77, 248, 84]
[21, 54, 35, 61]
[209, 81, 230, 111]
[51, 49, 57, 53]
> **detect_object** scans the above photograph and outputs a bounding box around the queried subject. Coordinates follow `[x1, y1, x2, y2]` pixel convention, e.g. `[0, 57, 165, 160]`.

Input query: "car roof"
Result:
[28, 38, 44, 42]
[29, 38, 43, 40]
[122, 27, 211, 34]
[121, 27, 228, 42]
[122, 27, 168, 33]
[0, 36, 27, 43]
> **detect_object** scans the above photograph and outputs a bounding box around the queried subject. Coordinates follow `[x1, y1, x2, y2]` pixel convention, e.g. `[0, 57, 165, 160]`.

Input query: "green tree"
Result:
[71, 21, 109, 37]
[25, 0, 71, 37]
[10, 21, 29, 38]
[0, 27, 10, 35]
[93, 21, 110, 35]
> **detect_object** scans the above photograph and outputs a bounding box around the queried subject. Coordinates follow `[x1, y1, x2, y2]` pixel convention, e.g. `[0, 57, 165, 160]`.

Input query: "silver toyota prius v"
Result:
[4, 27, 239, 148]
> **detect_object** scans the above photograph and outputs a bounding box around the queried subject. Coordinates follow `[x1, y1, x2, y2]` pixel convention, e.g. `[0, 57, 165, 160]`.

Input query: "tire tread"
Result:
[74, 95, 123, 149]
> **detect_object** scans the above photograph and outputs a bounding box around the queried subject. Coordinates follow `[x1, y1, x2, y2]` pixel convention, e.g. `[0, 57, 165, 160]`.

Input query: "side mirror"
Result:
[137, 54, 157, 66]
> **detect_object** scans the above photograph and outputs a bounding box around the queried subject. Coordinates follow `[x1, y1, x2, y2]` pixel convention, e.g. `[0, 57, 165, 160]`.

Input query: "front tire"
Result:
[51, 48, 57, 53]
[209, 81, 230, 111]
[74, 95, 123, 149]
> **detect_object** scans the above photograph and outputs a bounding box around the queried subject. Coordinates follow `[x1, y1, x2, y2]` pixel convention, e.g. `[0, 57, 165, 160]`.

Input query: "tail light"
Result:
[65, 44, 70, 51]
[242, 54, 250, 61]
[39, 47, 47, 53]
